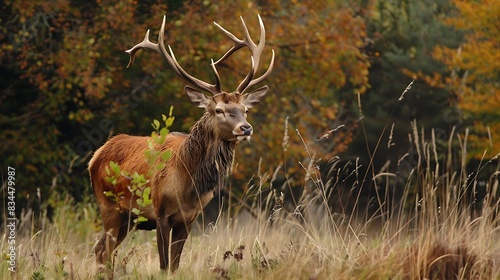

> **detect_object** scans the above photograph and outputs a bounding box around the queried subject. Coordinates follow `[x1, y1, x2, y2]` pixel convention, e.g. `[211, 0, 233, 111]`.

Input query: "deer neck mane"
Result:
[180, 113, 236, 195]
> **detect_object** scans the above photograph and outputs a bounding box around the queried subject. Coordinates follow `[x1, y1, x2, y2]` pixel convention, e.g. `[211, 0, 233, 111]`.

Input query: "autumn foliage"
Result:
[433, 0, 499, 158]
[0, 0, 498, 212]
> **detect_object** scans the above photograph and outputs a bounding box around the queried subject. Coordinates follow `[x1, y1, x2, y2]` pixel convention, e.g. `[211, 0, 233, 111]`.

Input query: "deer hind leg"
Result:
[95, 208, 125, 268]
[115, 217, 134, 247]
[169, 224, 192, 272]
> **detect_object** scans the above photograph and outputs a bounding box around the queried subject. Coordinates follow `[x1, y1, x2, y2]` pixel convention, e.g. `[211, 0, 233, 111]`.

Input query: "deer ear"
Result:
[243, 85, 268, 108]
[185, 86, 210, 108]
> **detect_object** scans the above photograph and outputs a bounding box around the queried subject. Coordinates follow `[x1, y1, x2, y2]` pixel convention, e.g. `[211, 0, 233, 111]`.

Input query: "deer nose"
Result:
[240, 124, 253, 135]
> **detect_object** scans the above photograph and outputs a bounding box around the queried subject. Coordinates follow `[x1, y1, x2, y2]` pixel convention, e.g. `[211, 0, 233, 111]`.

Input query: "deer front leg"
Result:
[170, 224, 192, 272]
[156, 216, 172, 271]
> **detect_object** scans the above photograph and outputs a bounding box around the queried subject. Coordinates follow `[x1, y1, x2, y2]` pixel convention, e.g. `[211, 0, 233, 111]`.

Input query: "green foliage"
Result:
[102, 108, 174, 225]
[145, 106, 175, 171]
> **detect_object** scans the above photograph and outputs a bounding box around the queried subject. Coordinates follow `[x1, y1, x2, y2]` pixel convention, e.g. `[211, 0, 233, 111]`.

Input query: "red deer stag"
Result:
[88, 15, 274, 272]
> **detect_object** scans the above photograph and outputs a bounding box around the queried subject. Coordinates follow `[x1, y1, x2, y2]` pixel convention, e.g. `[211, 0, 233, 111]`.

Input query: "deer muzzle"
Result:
[240, 124, 253, 135]
[233, 123, 253, 141]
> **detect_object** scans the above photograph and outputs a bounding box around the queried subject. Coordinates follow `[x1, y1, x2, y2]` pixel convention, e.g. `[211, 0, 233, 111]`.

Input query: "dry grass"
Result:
[2, 121, 500, 279]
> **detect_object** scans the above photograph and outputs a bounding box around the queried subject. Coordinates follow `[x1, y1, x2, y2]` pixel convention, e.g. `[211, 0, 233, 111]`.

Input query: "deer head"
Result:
[125, 15, 275, 142]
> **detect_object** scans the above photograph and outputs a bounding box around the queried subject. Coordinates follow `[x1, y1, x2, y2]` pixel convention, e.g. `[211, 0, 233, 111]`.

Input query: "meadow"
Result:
[2, 121, 500, 280]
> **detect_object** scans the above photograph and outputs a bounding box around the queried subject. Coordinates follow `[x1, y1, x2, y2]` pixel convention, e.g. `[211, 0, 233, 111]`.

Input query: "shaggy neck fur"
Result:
[179, 113, 236, 195]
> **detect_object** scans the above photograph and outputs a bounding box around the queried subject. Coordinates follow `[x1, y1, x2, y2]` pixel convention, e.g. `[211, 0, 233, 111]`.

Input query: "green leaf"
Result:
[104, 191, 115, 197]
[152, 119, 160, 131]
[142, 187, 152, 206]
[135, 216, 148, 223]
[132, 172, 146, 184]
[165, 116, 175, 127]
[131, 208, 140, 215]
[169, 106, 174, 118]
[161, 150, 172, 162]
[160, 127, 168, 138]
[156, 162, 165, 171]
[105, 176, 113, 183]
[136, 198, 143, 206]
[110, 161, 120, 174]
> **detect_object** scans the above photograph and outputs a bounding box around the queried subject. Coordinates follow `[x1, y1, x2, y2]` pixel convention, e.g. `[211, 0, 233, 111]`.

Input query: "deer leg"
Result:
[95, 234, 107, 265]
[95, 209, 122, 268]
[115, 217, 134, 248]
[156, 216, 172, 271]
[169, 224, 191, 272]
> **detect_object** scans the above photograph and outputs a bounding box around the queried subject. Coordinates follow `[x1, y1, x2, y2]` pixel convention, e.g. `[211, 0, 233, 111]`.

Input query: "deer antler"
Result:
[213, 14, 275, 94]
[126, 15, 273, 95]
[126, 15, 222, 95]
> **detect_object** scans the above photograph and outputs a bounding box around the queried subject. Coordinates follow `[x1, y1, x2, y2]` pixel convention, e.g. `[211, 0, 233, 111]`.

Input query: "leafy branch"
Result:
[104, 106, 175, 225]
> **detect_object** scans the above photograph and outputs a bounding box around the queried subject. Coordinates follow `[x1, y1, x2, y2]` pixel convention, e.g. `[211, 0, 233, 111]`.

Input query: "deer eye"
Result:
[215, 108, 223, 114]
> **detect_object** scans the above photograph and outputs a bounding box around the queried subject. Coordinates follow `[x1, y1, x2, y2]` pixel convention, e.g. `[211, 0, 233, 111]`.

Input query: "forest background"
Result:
[1, 0, 499, 225]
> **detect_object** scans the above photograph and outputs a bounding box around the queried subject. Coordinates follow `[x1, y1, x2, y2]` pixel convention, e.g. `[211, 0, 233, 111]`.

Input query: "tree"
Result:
[0, 0, 171, 215]
[336, 0, 465, 213]
[432, 0, 500, 159]
[347, 0, 463, 170]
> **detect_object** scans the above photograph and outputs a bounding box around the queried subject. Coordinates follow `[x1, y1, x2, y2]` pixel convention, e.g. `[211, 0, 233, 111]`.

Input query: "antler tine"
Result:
[167, 46, 222, 95]
[213, 15, 264, 70]
[247, 14, 266, 72]
[214, 15, 273, 93]
[126, 16, 177, 73]
[126, 15, 222, 95]
[211, 59, 222, 93]
[236, 57, 255, 93]
[212, 22, 245, 65]
[242, 49, 275, 94]
[125, 29, 157, 68]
